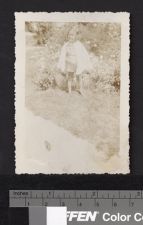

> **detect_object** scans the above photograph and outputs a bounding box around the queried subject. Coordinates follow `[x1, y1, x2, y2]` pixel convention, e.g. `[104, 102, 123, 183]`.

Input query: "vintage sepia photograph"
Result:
[15, 12, 130, 174]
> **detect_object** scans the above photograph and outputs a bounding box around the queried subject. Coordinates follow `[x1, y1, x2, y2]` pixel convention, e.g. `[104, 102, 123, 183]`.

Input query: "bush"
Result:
[33, 71, 56, 90]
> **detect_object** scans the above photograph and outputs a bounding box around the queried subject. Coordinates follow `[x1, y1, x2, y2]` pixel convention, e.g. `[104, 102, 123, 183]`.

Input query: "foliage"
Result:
[26, 22, 121, 92]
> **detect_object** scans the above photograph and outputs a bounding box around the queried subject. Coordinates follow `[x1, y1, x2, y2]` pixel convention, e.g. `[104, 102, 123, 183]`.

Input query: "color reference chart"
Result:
[9, 190, 143, 225]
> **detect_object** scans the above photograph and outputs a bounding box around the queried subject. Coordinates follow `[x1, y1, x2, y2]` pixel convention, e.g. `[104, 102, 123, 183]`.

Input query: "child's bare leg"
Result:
[67, 72, 73, 93]
[68, 80, 72, 93]
[79, 76, 83, 93]
[77, 75, 83, 94]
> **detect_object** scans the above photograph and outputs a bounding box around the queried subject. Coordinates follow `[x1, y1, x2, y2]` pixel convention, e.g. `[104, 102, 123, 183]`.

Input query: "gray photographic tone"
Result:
[15, 13, 130, 174]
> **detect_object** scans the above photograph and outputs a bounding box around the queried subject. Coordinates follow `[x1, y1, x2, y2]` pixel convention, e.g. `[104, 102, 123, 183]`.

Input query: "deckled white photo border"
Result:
[15, 12, 130, 174]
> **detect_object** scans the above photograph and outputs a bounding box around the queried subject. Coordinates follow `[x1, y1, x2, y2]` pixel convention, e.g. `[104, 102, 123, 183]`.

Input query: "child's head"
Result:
[67, 26, 79, 42]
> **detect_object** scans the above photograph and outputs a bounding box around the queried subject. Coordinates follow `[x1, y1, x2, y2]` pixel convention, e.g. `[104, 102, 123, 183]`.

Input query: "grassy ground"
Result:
[27, 89, 119, 154]
[25, 45, 120, 160]
[26, 88, 119, 158]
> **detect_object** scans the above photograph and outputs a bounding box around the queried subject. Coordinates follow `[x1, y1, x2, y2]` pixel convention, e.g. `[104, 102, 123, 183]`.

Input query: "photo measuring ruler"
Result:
[9, 190, 143, 225]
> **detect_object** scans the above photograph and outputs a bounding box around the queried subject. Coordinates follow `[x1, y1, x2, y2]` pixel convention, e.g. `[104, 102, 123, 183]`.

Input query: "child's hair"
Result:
[66, 25, 79, 41]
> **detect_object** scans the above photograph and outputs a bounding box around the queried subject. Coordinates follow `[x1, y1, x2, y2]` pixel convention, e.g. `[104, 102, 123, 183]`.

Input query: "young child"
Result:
[57, 28, 92, 94]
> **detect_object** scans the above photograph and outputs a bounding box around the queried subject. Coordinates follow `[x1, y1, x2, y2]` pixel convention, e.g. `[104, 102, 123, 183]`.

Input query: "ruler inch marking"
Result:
[25, 197, 26, 207]
[42, 192, 44, 206]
